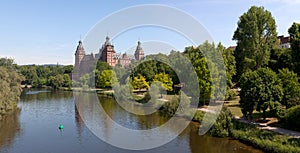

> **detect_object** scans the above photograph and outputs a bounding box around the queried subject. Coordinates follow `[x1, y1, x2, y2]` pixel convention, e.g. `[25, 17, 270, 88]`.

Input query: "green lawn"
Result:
[224, 96, 243, 117]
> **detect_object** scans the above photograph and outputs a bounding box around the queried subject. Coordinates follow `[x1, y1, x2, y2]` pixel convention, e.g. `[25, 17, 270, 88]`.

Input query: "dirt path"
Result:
[234, 116, 300, 138]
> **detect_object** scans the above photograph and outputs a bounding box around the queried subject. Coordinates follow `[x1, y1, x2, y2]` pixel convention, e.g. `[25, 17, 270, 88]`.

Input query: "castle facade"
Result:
[73, 36, 144, 79]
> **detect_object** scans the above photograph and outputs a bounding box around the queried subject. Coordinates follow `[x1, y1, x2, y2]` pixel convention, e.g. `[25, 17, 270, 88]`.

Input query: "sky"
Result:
[0, 0, 299, 65]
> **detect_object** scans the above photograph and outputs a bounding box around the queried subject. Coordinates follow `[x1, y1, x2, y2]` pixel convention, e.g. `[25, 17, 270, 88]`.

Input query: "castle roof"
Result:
[122, 52, 128, 59]
[135, 41, 144, 55]
[105, 35, 111, 46]
[75, 40, 85, 54]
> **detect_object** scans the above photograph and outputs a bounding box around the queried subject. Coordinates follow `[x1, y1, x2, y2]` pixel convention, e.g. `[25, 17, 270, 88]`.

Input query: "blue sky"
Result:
[0, 0, 299, 65]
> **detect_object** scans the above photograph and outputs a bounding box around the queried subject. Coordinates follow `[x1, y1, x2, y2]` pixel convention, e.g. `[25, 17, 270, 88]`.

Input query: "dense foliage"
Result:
[132, 75, 149, 91]
[233, 6, 277, 81]
[239, 68, 283, 119]
[289, 22, 300, 75]
[278, 68, 300, 108]
[96, 70, 118, 88]
[282, 105, 300, 131]
[234, 6, 300, 133]
[159, 92, 191, 117]
[209, 106, 233, 137]
[0, 58, 23, 120]
[19, 64, 73, 89]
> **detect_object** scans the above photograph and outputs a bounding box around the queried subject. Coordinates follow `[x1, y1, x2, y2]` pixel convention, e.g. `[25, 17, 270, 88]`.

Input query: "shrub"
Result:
[209, 106, 233, 137]
[159, 91, 191, 117]
[192, 110, 205, 122]
[159, 96, 179, 117]
[283, 105, 300, 131]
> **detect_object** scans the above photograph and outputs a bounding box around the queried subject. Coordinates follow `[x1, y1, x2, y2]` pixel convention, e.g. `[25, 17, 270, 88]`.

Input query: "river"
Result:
[0, 89, 262, 153]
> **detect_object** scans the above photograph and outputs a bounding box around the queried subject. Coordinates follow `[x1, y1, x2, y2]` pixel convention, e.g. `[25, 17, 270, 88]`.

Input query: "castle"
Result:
[73, 36, 144, 79]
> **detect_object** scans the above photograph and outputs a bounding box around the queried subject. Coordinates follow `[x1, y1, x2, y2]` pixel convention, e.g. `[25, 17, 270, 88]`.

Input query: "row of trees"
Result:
[233, 6, 300, 120]
[19, 64, 73, 89]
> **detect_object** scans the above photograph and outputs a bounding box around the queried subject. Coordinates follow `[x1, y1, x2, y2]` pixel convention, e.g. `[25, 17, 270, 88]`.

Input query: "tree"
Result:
[184, 42, 226, 105]
[97, 70, 118, 88]
[19, 65, 38, 86]
[48, 74, 65, 89]
[210, 106, 233, 137]
[80, 73, 91, 87]
[0, 58, 23, 119]
[233, 6, 277, 80]
[288, 22, 300, 74]
[153, 73, 173, 97]
[239, 68, 283, 119]
[132, 75, 149, 92]
[63, 65, 73, 74]
[269, 48, 293, 72]
[63, 74, 72, 88]
[132, 60, 157, 82]
[278, 68, 300, 108]
[222, 46, 236, 88]
[220, 45, 236, 100]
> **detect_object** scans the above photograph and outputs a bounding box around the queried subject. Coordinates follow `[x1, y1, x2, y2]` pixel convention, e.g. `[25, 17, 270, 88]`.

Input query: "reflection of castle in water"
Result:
[73, 36, 144, 80]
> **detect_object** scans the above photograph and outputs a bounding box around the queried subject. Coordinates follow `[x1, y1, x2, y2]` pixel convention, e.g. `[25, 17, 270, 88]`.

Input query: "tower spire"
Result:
[135, 40, 144, 60]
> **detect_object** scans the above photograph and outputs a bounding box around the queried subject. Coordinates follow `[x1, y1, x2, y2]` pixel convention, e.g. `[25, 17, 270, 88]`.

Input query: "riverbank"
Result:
[192, 109, 300, 153]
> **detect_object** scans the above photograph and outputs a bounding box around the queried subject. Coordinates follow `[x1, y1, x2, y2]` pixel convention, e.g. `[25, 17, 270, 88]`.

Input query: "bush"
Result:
[159, 96, 179, 117]
[283, 105, 300, 131]
[209, 106, 233, 137]
[192, 110, 205, 122]
[159, 91, 191, 117]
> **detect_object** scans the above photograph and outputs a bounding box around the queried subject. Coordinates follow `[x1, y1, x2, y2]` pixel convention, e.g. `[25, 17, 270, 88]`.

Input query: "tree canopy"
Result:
[288, 22, 300, 74]
[239, 68, 283, 119]
[153, 73, 173, 92]
[278, 68, 300, 108]
[132, 75, 149, 91]
[97, 70, 118, 88]
[233, 6, 277, 80]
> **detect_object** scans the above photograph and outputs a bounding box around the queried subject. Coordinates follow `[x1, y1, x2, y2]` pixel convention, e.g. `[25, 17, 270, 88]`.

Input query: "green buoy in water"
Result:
[58, 124, 64, 130]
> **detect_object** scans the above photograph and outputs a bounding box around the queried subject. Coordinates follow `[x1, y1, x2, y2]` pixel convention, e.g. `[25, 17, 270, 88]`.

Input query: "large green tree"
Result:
[288, 22, 300, 74]
[97, 70, 118, 88]
[48, 74, 71, 89]
[239, 68, 283, 119]
[184, 42, 227, 105]
[233, 6, 277, 80]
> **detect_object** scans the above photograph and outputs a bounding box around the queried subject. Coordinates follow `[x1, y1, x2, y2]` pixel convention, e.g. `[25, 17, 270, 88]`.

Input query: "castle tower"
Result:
[75, 40, 85, 69]
[135, 41, 144, 60]
[100, 36, 117, 67]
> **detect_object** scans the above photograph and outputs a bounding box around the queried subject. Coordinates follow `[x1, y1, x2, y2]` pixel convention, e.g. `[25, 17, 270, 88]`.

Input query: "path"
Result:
[234, 116, 300, 138]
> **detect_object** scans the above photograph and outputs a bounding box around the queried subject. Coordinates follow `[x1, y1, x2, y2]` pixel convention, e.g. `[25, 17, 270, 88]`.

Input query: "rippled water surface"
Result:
[0, 89, 263, 153]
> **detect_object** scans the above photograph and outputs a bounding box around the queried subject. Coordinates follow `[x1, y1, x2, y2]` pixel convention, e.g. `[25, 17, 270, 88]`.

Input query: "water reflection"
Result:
[0, 109, 21, 152]
[21, 89, 73, 102]
[0, 90, 263, 153]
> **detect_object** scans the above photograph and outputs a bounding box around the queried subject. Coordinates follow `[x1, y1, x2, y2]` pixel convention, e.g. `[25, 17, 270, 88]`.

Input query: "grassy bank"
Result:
[191, 109, 300, 153]
[231, 120, 300, 153]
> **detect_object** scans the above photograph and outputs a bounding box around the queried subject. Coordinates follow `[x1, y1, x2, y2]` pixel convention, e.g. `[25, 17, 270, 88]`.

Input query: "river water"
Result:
[0, 89, 262, 153]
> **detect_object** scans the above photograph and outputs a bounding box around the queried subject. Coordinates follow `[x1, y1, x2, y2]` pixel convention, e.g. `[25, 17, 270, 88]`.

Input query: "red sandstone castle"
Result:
[73, 36, 144, 80]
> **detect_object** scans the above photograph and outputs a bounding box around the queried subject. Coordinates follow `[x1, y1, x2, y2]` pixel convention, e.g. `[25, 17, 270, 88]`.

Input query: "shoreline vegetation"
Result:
[0, 58, 23, 122]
